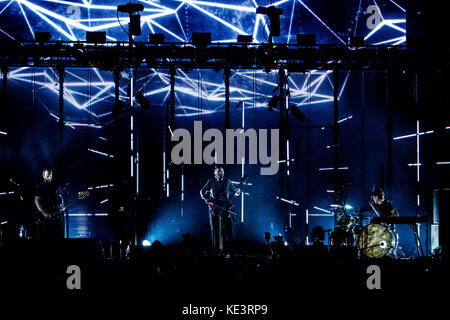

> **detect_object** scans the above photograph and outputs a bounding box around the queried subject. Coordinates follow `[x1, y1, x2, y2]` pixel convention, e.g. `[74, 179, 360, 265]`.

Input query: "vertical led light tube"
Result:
[241, 101, 245, 223]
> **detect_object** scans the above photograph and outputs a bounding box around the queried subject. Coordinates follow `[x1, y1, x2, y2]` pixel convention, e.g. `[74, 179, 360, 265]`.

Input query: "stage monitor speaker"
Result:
[68, 214, 111, 240]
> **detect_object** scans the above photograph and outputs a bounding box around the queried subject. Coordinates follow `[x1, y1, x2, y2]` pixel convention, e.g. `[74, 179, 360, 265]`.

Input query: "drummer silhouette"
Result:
[369, 188, 399, 218]
[366, 188, 403, 258]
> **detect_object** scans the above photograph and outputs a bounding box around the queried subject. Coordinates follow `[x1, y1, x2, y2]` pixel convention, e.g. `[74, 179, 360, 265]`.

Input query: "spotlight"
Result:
[117, 3, 143, 37]
[135, 91, 150, 109]
[192, 32, 211, 46]
[256, 6, 283, 37]
[289, 105, 306, 122]
[129, 15, 142, 36]
[71, 45, 87, 65]
[142, 240, 151, 247]
[268, 94, 279, 111]
[117, 3, 144, 14]
[237, 35, 253, 43]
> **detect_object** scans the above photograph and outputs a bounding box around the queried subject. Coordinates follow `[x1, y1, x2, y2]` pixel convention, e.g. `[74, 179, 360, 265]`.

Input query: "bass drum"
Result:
[358, 223, 397, 258]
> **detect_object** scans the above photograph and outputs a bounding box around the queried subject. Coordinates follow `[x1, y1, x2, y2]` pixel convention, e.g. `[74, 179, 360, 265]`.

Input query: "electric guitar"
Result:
[37, 190, 90, 223]
[207, 174, 248, 216]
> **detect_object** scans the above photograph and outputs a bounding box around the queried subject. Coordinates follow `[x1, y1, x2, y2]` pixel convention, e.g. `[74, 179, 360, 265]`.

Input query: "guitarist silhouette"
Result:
[34, 168, 65, 240]
[200, 165, 245, 257]
[34, 168, 89, 240]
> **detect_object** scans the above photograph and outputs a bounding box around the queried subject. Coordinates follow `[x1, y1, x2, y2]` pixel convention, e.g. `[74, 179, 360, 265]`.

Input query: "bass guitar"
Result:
[37, 190, 90, 224]
[206, 175, 248, 254]
[207, 174, 248, 216]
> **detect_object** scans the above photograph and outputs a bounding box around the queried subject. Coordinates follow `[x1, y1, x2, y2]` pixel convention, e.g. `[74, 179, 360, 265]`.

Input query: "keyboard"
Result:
[371, 216, 428, 224]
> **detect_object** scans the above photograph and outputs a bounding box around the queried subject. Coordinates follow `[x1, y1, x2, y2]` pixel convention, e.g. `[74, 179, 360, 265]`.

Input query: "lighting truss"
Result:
[0, 0, 409, 125]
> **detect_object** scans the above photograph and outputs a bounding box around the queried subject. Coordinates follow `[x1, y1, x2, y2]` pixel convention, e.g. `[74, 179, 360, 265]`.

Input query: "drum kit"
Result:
[330, 210, 398, 258]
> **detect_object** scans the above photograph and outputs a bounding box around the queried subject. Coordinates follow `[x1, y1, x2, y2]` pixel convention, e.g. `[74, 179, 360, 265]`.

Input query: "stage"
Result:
[0, 0, 449, 307]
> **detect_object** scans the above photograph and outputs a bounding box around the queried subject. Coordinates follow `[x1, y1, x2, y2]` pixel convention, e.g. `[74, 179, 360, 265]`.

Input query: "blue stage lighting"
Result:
[142, 240, 151, 247]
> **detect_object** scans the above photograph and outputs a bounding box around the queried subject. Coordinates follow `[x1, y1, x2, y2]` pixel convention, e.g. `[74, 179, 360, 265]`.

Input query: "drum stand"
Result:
[355, 213, 370, 258]
[409, 223, 424, 257]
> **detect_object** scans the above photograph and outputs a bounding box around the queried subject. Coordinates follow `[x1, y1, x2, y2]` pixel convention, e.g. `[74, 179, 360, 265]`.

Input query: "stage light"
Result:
[88, 148, 114, 158]
[142, 240, 151, 247]
[288, 105, 306, 122]
[192, 32, 211, 46]
[87, 184, 114, 190]
[117, 3, 144, 14]
[237, 35, 252, 43]
[267, 94, 279, 111]
[86, 31, 106, 43]
[296, 34, 316, 46]
[1, 0, 401, 125]
[313, 206, 332, 214]
[135, 91, 150, 109]
[149, 33, 165, 43]
[276, 196, 299, 206]
[256, 6, 283, 37]
[34, 32, 50, 42]
[71, 46, 87, 64]
[345, 204, 353, 210]
[338, 115, 353, 123]
[129, 15, 142, 36]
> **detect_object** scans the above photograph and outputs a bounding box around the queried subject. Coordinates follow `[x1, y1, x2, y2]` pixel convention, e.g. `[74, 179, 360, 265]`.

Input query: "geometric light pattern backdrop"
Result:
[0, 0, 406, 124]
[4, 1, 431, 255]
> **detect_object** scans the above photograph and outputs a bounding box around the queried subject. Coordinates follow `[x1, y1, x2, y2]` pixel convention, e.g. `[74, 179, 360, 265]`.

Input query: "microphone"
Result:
[117, 3, 144, 14]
